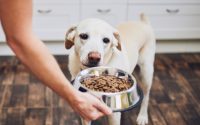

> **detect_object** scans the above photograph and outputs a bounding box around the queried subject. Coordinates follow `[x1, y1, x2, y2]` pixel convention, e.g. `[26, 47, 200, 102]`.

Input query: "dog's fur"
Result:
[65, 14, 156, 125]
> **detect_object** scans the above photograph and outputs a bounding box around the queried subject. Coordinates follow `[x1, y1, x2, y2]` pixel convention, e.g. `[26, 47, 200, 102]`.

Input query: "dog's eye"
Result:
[79, 33, 89, 40]
[103, 37, 110, 44]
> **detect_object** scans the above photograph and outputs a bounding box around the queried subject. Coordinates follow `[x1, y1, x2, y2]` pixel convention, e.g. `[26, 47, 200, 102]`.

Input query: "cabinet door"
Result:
[128, 0, 200, 4]
[83, 0, 127, 4]
[128, 5, 200, 39]
[81, 4, 127, 26]
[33, 4, 80, 40]
[34, 0, 80, 4]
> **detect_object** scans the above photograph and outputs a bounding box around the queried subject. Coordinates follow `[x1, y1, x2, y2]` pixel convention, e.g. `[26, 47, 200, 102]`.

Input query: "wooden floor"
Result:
[0, 53, 200, 125]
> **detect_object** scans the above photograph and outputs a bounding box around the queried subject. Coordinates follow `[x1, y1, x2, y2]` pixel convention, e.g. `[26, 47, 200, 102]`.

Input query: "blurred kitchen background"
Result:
[0, 0, 200, 55]
[0, 0, 200, 125]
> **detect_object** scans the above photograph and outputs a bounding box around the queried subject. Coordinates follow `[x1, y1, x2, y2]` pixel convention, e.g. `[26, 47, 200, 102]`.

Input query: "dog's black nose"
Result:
[88, 51, 101, 67]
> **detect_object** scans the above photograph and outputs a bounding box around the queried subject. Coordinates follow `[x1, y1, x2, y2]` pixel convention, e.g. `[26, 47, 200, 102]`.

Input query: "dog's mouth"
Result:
[82, 63, 99, 68]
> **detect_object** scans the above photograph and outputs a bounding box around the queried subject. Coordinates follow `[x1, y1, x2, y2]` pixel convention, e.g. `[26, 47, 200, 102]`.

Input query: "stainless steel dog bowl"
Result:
[73, 67, 143, 112]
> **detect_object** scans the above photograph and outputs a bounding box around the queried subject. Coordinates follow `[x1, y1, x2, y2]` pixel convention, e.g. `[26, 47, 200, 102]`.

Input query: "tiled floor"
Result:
[0, 53, 200, 125]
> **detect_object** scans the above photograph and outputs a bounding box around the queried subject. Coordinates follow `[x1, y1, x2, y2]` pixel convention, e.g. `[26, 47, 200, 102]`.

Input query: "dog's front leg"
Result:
[137, 62, 154, 125]
[108, 112, 121, 125]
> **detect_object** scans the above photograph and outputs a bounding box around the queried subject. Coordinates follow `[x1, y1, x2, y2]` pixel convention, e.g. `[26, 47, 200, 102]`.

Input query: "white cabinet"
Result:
[128, 0, 200, 39]
[83, 0, 127, 4]
[81, 0, 127, 26]
[128, 0, 200, 4]
[81, 4, 127, 26]
[33, 0, 80, 40]
[33, 4, 80, 40]
[34, 0, 79, 4]
[0, 1, 80, 42]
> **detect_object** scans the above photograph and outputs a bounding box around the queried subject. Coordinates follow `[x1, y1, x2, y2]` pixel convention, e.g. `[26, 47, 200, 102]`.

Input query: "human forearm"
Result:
[7, 34, 77, 101]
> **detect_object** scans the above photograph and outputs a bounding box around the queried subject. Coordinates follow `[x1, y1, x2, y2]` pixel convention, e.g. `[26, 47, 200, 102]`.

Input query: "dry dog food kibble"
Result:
[81, 75, 132, 92]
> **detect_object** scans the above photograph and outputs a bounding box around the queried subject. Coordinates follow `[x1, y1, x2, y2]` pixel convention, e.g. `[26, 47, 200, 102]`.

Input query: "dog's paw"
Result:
[136, 114, 148, 125]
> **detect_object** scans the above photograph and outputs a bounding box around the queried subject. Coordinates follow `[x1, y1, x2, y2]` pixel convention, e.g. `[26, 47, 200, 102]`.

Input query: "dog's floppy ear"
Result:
[113, 32, 122, 51]
[65, 26, 77, 49]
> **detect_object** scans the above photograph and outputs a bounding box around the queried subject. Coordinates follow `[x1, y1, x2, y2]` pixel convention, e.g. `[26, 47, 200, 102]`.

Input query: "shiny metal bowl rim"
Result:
[74, 66, 137, 96]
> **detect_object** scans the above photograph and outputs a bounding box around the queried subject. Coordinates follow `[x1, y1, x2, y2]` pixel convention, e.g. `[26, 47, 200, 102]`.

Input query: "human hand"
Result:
[68, 91, 112, 121]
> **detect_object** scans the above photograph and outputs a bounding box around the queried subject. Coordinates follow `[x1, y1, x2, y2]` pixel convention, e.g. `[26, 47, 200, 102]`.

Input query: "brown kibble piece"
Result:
[81, 75, 133, 93]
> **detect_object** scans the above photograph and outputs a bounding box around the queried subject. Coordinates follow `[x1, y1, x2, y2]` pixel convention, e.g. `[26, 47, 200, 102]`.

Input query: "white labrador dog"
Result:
[65, 14, 156, 125]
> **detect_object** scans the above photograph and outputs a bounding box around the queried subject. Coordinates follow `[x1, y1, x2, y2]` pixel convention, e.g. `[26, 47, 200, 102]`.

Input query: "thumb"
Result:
[94, 100, 112, 115]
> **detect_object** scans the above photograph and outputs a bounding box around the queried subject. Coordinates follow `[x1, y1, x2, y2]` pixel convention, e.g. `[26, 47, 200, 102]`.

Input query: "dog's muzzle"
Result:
[87, 51, 101, 67]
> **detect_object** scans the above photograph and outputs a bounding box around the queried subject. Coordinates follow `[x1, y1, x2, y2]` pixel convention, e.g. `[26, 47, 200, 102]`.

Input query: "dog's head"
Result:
[65, 18, 121, 68]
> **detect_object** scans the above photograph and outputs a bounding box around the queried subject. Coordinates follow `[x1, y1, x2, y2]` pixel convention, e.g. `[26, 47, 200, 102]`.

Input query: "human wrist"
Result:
[62, 82, 80, 103]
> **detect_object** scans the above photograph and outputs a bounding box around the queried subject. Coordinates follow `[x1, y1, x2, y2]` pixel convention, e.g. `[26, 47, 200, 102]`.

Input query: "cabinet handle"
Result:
[37, 9, 52, 14]
[97, 9, 111, 14]
[166, 9, 179, 14]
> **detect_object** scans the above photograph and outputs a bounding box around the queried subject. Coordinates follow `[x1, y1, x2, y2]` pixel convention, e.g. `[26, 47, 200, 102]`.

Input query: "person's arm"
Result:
[0, 0, 111, 121]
